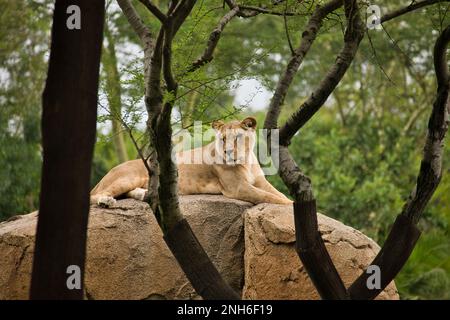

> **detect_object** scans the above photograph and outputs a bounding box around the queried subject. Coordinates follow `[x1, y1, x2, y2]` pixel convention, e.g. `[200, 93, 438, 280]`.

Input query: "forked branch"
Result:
[264, 0, 364, 300]
[138, 0, 168, 23]
[122, 0, 240, 300]
[348, 25, 450, 300]
[264, 0, 344, 130]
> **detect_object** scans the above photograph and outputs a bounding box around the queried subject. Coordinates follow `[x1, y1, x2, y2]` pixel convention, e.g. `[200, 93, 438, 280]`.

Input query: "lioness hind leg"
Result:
[126, 188, 148, 201]
[90, 194, 117, 208]
[91, 175, 147, 208]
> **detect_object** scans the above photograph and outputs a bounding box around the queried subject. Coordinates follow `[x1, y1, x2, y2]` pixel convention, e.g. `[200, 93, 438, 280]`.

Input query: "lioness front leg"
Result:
[253, 176, 292, 203]
[221, 182, 292, 205]
[126, 188, 148, 201]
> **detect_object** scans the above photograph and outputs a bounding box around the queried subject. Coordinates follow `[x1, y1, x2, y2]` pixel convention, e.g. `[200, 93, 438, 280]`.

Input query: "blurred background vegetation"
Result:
[0, 0, 449, 299]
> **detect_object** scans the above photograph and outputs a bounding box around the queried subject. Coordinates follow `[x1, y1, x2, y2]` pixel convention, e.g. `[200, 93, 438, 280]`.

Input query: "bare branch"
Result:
[401, 104, 429, 135]
[237, 4, 300, 16]
[283, 0, 296, 56]
[402, 25, 450, 223]
[264, 0, 344, 130]
[187, 6, 240, 74]
[381, 0, 450, 24]
[162, 21, 178, 95]
[224, 0, 304, 18]
[117, 0, 156, 117]
[125, 122, 153, 174]
[117, 0, 151, 41]
[138, 0, 168, 24]
[146, 28, 164, 116]
[278, 0, 364, 145]
[171, 0, 198, 36]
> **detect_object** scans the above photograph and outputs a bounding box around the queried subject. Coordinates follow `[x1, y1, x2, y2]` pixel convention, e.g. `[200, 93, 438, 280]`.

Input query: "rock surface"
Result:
[242, 204, 399, 300]
[0, 196, 249, 300]
[0, 195, 399, 299]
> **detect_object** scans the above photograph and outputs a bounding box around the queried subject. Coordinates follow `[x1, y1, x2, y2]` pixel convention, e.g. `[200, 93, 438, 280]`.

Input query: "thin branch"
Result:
[333, 89, 347, 126]
[97, 101, 151, 171]
[117, 0, 151, 41]
[366, 28, 395, 84]
[179, 4, 225, 67]
[264, 0, 344, 130]
[278, 0, 365, 144]
[147, 28, 164, 116]
[162, 21, 178, 95]
[168, 0, 180, 15]
[283, 0, 295, 56]
[138, 0, 168, 24]
[117, 0, 155, 115]
[381, 0, 450, 24]
[185, 6, 239, 74]
[401, 103, 429, 135]
[171, 0, 198, 36]
[237, 4, 300, 16]
[225, 0, 307, 18]
[124, 121, 153, 174]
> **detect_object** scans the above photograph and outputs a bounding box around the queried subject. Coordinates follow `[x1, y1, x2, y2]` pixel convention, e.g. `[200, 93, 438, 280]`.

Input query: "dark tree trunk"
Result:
[348, 215, 421, 300]
[164, 219, 240, 300]
[30, 0, 105, 300]
[293, 201, 349, 299]
[263, 0, 449, 300]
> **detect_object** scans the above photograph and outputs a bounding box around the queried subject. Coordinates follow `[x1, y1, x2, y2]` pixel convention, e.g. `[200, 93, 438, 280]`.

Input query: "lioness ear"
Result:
[241, 117, 257, 129]
[212, 119, 225, 130]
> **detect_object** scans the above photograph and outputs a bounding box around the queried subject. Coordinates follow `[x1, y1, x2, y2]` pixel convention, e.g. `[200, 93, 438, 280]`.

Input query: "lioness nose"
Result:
[225, 149, 233, 155]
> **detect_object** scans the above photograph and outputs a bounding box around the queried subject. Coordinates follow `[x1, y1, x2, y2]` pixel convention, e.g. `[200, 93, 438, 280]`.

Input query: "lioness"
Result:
[90, 117, 292, 207]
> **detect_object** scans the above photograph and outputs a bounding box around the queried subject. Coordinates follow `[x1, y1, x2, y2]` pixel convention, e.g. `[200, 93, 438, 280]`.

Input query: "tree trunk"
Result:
[30, 0, 104, 300]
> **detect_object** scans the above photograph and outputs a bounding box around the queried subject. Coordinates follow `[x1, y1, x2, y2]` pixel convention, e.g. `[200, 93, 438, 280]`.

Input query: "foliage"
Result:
[0, 0, 52, 219]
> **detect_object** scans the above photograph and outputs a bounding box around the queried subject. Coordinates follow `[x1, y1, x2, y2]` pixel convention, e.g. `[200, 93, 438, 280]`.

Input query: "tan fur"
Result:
[90, 117, 292, 206]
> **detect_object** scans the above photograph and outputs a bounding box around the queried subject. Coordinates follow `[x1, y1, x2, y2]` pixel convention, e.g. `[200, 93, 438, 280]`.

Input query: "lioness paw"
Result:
[127, 188, 148, 201]
[97, 196, 116, 208]
[277, 198, 294, 205]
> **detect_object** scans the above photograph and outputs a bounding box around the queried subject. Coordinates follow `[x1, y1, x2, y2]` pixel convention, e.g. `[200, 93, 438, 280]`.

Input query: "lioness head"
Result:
[212, 117, 257, 165]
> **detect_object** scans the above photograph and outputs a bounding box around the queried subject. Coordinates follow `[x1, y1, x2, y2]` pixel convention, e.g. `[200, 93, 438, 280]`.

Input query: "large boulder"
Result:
[242, 204, 399, 299]
[0, 196, 399, 299]
[0, 196, 249, 300]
